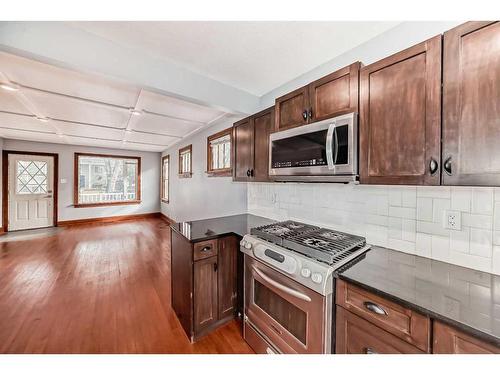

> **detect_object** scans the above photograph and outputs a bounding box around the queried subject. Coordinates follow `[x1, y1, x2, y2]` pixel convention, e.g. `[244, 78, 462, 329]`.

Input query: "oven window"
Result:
[254, 279, 307, 344]
[271, 129, 327, 168]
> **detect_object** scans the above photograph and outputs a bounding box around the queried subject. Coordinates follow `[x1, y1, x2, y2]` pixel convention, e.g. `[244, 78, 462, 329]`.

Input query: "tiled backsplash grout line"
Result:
[247, 183, 500, 275]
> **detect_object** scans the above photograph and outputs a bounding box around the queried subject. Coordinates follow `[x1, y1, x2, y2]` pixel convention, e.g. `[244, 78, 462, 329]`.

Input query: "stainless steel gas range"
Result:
[241, 221, 370, 354]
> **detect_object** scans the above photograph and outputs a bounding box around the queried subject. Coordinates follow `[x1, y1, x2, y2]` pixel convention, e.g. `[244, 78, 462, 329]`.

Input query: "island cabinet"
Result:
[171, 230, 239, 342]
[442, 21, 500, 186]
[274, 62, 361, 131]
[433, 321, 500, 354]
[359, 35, 442, 185]
[233, 106, 274, 182]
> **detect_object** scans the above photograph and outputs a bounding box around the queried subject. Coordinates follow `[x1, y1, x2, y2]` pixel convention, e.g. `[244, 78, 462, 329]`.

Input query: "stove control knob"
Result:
[311, 273, 323, 284]
[244, 241, 253, 250]
[300, 268, 311, 278]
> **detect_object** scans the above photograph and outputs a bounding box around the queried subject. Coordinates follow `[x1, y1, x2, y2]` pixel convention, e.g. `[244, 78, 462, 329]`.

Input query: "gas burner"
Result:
[287, 222, 305, 229]
[319, 231, 348, 241]
[263, 226, 291, 235]
[303, 238, 330, 248]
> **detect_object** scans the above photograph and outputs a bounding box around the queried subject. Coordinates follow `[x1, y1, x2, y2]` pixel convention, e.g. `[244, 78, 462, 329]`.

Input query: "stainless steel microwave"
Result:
[269, 112, 358, 182]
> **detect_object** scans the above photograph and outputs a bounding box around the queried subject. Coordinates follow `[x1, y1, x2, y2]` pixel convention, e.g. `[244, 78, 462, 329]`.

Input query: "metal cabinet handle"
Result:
[429, 157, 438, 176]
[363, 301, 388, 316]
[365, 347, 377, 354]
[302, 110, 308, 121]
[270, 323, 283, 335]
[200, 246, 212, 252]
[246, 169, 251, 177]
[213, 262, 218, 272]
[308, 108, 313, 120]
[443, 156, 452, 176]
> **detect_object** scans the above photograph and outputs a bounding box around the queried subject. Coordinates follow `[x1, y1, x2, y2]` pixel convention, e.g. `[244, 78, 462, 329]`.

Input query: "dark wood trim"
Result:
[2, 150, 59, 232]
[161, 154, 170, 203]
[58, 212, 161, 226]
[178, 144, 193, 177]
[206, 127, 233, 177]
[74, 152, 141, 207]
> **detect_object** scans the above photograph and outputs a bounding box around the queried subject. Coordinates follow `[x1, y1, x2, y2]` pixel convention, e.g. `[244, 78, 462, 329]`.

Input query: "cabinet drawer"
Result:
[193, 239, 218, 261]
[336, 306, 424, 354]
[433, 321, 500, 354]
[336, 279, 430, 352]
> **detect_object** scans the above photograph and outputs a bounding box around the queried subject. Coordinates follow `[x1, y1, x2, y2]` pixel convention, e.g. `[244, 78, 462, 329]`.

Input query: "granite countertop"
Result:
[170, 214, 275, 242]
[338, 246, 500, 346]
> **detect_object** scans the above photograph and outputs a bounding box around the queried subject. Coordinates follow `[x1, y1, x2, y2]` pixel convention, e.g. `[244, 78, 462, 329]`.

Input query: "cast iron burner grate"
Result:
[250, 220, 319, 245]
[282, 228, 366, 265]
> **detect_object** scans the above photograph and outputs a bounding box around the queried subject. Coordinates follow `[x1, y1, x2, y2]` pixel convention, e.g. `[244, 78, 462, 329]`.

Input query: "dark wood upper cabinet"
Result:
[252, 107, 274, 182]
[233, 117, 254, 181]
[275, 86, 309, 131]
[233, 106, 274, 182]
[359, 35, 442, 185]
[275, 62, 361, 132]
[217, 236, 238, 320]
[309, 62, 360, 122]
[442, 21, 500, 186]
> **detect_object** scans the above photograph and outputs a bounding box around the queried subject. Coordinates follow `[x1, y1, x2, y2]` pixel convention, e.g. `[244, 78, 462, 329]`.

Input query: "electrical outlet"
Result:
[443, 210, 461, 230]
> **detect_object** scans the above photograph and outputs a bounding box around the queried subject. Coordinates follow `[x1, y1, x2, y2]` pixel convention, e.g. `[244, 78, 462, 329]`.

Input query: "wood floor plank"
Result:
[0, 218, 253, 354]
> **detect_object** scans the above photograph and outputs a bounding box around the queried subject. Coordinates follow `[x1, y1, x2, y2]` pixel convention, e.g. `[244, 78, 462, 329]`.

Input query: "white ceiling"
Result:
[69, 21, 400, 96]
[0, 51, 227, 152]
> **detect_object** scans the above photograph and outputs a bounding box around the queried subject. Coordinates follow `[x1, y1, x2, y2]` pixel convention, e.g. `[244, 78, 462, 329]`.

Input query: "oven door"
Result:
[244, 255, 326, 354]
[269, 112, 357, 178]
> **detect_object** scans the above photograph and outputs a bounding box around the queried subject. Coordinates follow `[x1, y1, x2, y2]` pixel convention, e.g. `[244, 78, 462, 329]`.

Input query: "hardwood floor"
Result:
[0, 218, 253, 354]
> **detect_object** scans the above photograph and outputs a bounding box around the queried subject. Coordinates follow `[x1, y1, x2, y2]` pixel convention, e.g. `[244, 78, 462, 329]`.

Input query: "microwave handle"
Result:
[326, 122, 337, 170]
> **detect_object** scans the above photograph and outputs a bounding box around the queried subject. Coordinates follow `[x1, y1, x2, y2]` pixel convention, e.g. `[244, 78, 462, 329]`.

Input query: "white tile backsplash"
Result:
[248, 183, 500, 275]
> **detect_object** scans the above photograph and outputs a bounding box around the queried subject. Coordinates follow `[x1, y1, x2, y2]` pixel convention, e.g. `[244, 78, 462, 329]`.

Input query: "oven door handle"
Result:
[326, 121, 337, 170]
[252, 266, 312, 302]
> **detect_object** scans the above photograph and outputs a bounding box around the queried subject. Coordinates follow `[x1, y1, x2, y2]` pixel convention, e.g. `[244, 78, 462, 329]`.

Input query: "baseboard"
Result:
[58, 212, 162, 227]
[160, 212, 175, 224]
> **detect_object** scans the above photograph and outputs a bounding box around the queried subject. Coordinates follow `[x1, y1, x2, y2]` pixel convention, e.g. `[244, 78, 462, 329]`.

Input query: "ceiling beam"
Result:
[0, 22, 260, 115]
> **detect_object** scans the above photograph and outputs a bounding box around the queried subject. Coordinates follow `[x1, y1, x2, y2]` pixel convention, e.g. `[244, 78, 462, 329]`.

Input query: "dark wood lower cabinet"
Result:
[194, 256, 218, 333]
[336, 306, 424, 354]
[433, 321, 500, 354]
[171, 230, 239, 341]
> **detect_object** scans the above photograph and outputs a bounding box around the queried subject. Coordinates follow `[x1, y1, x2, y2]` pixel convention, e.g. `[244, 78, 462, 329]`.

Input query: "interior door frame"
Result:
[2, 150, 59, 232]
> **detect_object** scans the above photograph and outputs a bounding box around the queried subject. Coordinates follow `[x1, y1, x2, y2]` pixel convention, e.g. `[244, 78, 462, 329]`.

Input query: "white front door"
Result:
[8, 154, 54, 231]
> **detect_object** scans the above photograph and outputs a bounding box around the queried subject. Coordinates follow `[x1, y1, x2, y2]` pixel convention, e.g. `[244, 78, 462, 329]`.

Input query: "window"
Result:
[207, 127, 232, 176]
[178, 145, 192, 178]
[16, 160, 48, 194]
[74, 153, 141, 207]
[161, 155, 169, 203]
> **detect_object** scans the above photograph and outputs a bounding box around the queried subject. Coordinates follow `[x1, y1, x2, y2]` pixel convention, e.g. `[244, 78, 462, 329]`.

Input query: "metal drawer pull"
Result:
[200, 246, 212, 252]
[252, 266, 312, 302]
[270, 324, 283, 335]
[363, 301, 388, 316]
[365, 347, 377, 354]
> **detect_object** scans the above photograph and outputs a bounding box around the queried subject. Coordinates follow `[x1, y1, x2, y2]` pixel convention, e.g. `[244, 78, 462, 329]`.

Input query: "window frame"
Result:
[161, 154, 170, 203]
[178, 144, 193, 178]
[206, 127, 233, 177]
[73, 152, 141, 208]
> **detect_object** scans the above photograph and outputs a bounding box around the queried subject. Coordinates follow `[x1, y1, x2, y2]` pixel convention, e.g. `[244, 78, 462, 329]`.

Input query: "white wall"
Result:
[2, 139, 161, 221]
[161, 115, 247, 223]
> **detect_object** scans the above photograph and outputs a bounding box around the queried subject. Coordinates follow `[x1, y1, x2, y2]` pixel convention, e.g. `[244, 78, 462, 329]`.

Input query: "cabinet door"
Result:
[359, 35, 442, 185]
[433, 321, 500, 354]
[193, 256, 218, 333]
[442, 21, 500, 185]
[233, 117, 254, 181]
[217, 236, 238, 320]
[252, 106, 274, 182]
[336, 306, 424, 354]
[309, 62, 360, 122]
[275, 86, 309, 131]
